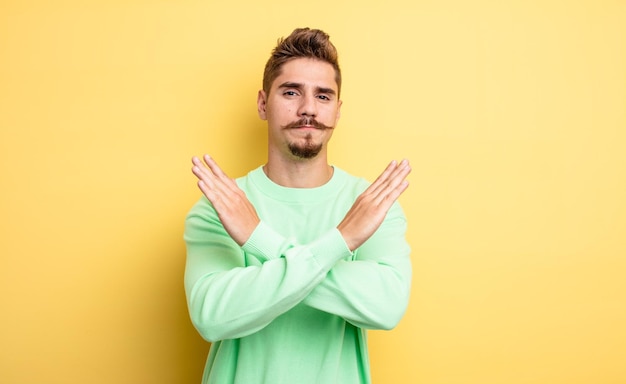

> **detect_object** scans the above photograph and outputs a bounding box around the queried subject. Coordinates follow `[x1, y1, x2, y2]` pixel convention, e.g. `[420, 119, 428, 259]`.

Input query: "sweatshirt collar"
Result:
[248, 165, 346, 203]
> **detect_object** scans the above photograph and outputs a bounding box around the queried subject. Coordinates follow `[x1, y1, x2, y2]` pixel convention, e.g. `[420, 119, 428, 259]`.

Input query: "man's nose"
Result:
[297, 94, 317, 117]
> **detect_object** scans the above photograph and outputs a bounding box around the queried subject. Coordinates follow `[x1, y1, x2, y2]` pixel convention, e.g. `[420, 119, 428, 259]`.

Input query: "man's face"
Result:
[257, 58, 342, 160]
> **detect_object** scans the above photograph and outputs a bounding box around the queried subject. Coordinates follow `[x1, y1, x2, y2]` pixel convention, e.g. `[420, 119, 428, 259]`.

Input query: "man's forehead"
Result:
[271, 58, 339, 91]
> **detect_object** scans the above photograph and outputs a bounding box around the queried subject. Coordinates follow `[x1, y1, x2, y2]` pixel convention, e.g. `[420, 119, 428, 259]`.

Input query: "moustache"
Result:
[283, 117, 334, 130]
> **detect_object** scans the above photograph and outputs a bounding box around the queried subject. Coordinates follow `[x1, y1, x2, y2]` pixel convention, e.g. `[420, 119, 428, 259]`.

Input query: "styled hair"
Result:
[262, 28, 341, 96]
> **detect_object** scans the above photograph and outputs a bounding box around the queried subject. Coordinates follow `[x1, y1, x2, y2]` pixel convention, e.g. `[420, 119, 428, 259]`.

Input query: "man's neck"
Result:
[263, 154, 334, 188]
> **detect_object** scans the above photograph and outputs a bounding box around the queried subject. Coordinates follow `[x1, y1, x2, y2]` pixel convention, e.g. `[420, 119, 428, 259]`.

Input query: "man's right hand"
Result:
[337, 160, 411, 251]
[192, 154, 260, 246]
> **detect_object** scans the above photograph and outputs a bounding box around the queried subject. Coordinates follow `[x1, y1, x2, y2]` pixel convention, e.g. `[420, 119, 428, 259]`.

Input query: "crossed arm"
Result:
[191, 154, 411, 250]
[185, 155, 411, 341]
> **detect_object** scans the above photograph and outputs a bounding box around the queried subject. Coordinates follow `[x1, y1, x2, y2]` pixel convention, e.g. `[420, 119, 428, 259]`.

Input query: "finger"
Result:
[366, 160, 398, 196]
[202, 154, 231, 183]
[372, 162, 411, 205]
[191, 156, 215, 181]
[196, 174, 234, 207]
[197, 179, 216, 201]
[384, 160, 411, 191]
[389, 160, 411, 185]
[192, 159, 236, 208]
[382, 179, 410, 204]
[192, 154, 236, 199]
[369, 159, 410, 198]
[202, 154, 241, 194]
[192, 163, 222, 196]
[387, 159, 410, 180]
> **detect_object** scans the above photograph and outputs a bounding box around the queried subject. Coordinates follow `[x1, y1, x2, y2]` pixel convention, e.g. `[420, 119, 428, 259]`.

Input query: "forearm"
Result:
[302, 257, 411, 330]
[304, 203, 412, 330]
[187, 253, 326, 341]
[185, 216, 352, 342]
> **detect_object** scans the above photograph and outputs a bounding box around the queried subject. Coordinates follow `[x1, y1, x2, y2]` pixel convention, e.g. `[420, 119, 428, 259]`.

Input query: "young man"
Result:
[184, 28, 412, 384]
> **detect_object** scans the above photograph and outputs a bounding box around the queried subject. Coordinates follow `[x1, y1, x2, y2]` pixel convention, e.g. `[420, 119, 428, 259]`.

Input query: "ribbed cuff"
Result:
[307, 228, 353, 271]
[242, 221, 287, 263]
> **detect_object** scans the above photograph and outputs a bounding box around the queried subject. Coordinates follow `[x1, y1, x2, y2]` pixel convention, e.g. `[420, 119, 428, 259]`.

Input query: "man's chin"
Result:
[288, 143, 323, 159]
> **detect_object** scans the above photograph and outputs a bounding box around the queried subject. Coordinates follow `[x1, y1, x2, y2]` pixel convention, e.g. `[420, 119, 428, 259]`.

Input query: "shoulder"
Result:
[234, 166, 264, 192]
[185, 195, 218, 226]
[332, 166, 374, 195]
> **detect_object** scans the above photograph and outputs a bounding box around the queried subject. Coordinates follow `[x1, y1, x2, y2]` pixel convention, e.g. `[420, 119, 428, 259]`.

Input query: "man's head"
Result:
[258, 28, 342, 162]
[262, 28, 341, 97]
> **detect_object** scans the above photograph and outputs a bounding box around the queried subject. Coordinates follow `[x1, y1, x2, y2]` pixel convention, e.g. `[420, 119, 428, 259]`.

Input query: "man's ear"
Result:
[257, 90, 268, 120]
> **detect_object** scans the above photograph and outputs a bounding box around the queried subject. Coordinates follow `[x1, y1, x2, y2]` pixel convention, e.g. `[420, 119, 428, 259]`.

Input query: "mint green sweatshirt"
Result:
[184, 166, 411, 384]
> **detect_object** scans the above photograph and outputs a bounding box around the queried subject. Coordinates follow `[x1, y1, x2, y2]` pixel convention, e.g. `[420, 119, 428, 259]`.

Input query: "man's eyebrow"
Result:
[316, 87, 336, 95]
[278, 82, 303, 89]
[277, 82, 337, 95]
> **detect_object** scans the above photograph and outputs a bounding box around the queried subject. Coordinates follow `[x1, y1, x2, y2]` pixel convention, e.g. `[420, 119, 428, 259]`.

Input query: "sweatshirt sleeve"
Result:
[184, 197, 352, 342]
[302, 201, 412, 330]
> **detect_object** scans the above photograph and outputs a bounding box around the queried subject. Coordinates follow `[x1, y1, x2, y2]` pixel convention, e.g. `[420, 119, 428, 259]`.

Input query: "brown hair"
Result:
[262, 28, 341, 96]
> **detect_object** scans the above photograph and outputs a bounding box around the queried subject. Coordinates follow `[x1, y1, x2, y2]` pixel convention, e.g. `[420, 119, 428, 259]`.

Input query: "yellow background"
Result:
[1, 1, 625, 383]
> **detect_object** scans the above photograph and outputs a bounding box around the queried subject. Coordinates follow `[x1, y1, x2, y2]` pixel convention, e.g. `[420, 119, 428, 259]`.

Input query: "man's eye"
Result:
[317, 95, 330, 100]
[284, 91, 298, 96]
